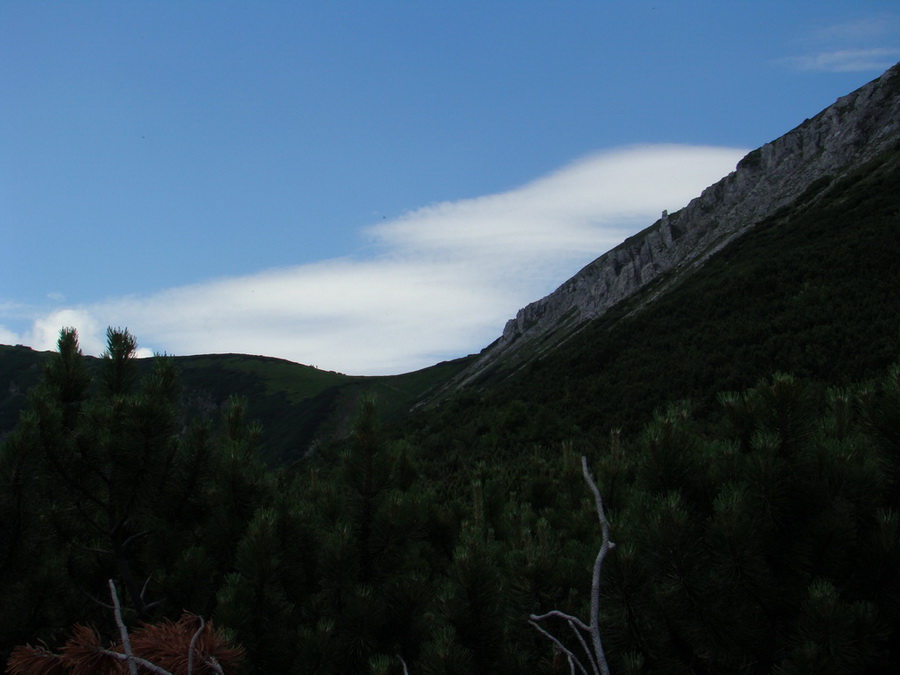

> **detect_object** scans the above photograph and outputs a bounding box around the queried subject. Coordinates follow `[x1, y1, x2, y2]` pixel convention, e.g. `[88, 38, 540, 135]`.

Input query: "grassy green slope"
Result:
[0, 345, 470, 464]
[169, 354, 472, 463]
[167, 354, 354, 463]
[402, 142, 900, 455]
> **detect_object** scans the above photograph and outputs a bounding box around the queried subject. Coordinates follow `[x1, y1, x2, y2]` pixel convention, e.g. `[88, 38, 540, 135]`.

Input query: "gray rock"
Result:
[443, 62, 900, 392]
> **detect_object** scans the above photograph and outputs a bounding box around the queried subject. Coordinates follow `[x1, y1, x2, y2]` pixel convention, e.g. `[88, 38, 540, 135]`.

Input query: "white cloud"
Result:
[0, 325, 21, 346]
[371, 145, 731, 259]
[809, 15, 898, 44]
[782, 14, 900, 73]
[783, 48, 900, 73]
[27, 308, 106, 354]
[9, 145, 745, 375]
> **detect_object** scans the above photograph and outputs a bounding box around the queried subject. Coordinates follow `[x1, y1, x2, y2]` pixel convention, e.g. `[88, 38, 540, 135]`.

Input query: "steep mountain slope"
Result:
[4, 64, 898, 463]
[434, 63, 900, 395]
[404, 139, 900, 453]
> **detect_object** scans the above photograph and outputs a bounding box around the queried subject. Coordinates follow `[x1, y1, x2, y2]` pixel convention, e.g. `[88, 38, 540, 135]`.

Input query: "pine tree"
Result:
[296, 397, 437, 672]
[0, 327, 276, 664]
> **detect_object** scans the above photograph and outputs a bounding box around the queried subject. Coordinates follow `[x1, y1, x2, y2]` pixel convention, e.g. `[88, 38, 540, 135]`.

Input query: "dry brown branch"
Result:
[130, 614, 243, 674]
[5, 644, 67, 675]
[58, 624, 124, 675]
[5, 580, 243, 675]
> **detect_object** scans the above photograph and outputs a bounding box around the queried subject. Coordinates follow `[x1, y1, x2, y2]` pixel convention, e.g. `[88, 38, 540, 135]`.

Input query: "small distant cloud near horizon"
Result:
[783, 48, 900, 73]
[2, 145, 745, 375]
[781, 14, 900, 73]
[0, 326, 20, 346]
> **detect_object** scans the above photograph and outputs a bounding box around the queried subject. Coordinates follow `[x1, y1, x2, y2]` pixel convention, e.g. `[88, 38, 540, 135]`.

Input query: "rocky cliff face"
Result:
[445, 63, 900, 391]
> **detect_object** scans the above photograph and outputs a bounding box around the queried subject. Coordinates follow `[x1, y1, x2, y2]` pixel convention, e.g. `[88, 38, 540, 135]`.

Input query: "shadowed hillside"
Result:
[403, 140, 900, 458]
[0, 346, 470, 463]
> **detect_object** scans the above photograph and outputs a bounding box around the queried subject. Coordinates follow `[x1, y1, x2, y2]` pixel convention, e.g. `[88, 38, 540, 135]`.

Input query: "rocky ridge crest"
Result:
[444, 63, 900, 391]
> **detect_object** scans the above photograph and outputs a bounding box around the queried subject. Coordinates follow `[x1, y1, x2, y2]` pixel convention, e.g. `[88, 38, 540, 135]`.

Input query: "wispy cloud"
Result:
[3, 145, 745, 375]
[809, 15, 897, 44]
[781, 14, 900, 73]
[783, 48, 900, 73]
[0, 325, 20, 346]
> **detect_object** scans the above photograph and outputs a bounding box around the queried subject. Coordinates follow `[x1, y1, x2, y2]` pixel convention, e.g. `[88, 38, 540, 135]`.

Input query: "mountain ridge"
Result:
[0, 343, 471, 462]
[3, 63, 899, 456]
[435, 62, 900, 394]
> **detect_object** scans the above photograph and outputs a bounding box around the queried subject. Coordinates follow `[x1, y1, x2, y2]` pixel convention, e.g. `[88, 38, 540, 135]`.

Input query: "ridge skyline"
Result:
[3, 3, 898, 374]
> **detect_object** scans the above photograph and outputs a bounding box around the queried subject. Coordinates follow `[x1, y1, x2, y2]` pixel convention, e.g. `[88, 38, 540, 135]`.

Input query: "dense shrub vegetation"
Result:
[3, 328, 900, 673]
[3, 90, 900, 675]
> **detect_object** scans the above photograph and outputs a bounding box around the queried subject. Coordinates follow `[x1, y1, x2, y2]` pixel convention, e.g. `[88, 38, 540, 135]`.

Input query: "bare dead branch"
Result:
[568, 617, 600, 675]
[109, 578, 139, 675]
[141, 575, 152, 601]
[530, 609, 590, 633]
[122, 529, 152, 549]
[529, 455, 615, 675]
[528, 619, 591, 675]
[583, 455, 614, 675]
[98, 647, 174, 675]
[188, 615, 204, 675]
[203, 655, 226, 675]
[81, 587, 115, 611]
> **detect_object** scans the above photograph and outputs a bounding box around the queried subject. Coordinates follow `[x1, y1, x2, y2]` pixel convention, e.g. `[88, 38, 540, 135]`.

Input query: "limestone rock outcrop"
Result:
[446, 63, 900, 391]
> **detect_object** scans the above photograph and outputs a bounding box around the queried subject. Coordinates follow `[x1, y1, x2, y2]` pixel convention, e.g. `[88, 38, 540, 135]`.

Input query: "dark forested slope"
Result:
[403, 139, 900, 458]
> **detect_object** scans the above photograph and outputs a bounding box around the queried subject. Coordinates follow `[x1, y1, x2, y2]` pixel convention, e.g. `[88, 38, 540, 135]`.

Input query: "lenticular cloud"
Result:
[14, 144, 745, 374]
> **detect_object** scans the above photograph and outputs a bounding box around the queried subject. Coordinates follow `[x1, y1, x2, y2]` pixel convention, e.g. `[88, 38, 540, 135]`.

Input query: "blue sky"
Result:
[2, 2, 898, 374]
